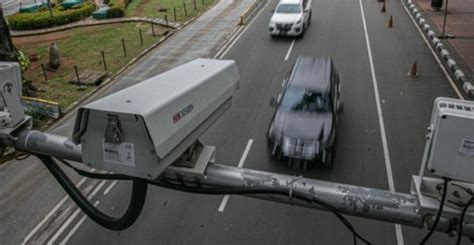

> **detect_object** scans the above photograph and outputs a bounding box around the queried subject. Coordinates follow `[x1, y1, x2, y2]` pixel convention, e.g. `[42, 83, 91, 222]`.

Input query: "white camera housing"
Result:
[73, 59, 240, 179]
[427, 97, 474, 183]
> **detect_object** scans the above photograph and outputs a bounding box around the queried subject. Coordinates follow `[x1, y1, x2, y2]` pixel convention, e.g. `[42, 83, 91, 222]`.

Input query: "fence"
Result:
[141, 0, 215, 23]
[21, 22, 165, 108]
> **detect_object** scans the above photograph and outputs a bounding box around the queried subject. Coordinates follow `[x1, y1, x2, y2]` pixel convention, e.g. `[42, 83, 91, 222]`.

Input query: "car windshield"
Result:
[279, 88, 331, 113]
[276, 4, 301, 13]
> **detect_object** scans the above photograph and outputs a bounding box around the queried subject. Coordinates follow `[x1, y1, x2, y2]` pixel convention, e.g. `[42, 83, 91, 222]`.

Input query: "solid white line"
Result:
[237, 139, 254, 168]
[216, 0, 271, 59]
[358, 1, 404, 244]
[218, 195, 230, 212]
[218, 139, 254, 212]
[103, 180, 118, 195]
[400, 0, 464, 100]
[22, 170, 95, 245]
[284, 40, 295, 61]
[59, 201, 100, 245]
[47, 180, 107, 245]
[48, 122, 71, 134]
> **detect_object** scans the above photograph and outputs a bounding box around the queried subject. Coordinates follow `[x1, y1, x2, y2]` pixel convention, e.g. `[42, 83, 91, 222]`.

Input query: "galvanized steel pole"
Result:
[10, 129, 474, 239]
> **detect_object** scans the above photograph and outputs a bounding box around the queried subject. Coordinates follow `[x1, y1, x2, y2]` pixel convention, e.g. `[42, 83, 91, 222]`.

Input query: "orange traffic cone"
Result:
[381, 1, 386, 13]
[407, 61, 418, 78]
[386, 15, 393, 28]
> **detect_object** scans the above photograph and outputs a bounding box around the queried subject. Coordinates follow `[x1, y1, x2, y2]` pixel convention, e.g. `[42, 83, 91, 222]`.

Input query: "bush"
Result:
[8, 3, 95, 30]
[107, 7, 124, 18]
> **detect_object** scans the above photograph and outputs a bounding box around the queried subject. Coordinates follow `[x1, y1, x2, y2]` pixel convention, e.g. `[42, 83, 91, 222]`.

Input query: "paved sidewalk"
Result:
[417, 0, 474, 78]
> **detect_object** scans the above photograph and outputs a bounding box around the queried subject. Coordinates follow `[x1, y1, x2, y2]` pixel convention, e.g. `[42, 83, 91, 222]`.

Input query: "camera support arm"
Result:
[10, 129, 474, 239]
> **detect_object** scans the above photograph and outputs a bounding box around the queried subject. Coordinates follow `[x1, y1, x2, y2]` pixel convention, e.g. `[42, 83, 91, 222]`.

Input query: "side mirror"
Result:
[337, 101, 344, 113]
[271, 9, 275, 13]
[304, 9, 309, 13]
[270, 97, 277, 107]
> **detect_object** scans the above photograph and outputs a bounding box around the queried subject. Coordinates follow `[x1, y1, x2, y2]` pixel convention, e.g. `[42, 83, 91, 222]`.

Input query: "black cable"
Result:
[57, 159, 371, 244]
[419, 178, 449, 245]
[36, 155, 148, 231]
[456, 197, 474, 245]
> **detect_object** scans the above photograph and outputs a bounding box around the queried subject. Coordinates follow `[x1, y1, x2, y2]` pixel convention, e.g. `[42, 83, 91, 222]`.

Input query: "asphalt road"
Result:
[0, 0, 468, 244]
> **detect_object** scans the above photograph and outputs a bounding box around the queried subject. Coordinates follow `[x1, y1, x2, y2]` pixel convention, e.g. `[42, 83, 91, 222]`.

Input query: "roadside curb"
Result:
[402, 0, 473, 99]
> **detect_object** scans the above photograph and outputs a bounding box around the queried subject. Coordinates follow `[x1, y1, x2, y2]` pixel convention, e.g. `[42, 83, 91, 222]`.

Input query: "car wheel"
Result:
[322, 147, 334, 168]
[307, 12, 312, 27]
[299, 29, 305, 38]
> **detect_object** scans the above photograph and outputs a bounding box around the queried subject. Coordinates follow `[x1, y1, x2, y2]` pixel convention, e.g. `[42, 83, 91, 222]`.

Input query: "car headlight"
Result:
[295, 18, 303, 25]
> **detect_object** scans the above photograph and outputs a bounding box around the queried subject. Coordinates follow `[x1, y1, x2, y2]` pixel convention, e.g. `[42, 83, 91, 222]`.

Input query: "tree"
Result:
[47, 0, 53, 18]
[0, 5, 19, 62]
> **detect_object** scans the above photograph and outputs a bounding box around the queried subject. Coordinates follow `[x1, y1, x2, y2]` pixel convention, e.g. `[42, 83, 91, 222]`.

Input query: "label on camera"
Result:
[460, 139, 474, 157]
[103, 141, 135, 166]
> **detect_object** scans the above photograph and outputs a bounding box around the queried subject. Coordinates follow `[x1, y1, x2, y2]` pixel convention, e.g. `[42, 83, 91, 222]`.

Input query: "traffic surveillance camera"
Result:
[72, 59, 240, 179]
[426, 97, 474, 183]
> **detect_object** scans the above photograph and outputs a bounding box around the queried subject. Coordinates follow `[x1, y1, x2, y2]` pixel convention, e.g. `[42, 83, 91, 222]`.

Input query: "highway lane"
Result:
[66, 0, 460, 244]
[3, 0, 466, 244]
[48, 0, 465, 244]
[360, 0, 458, 243]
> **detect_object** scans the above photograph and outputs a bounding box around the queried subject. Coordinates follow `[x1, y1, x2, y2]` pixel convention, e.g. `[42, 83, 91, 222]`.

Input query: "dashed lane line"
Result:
[218, 139, 254, 212]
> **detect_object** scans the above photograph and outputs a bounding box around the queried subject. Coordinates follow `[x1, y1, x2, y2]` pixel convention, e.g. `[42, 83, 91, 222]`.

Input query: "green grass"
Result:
[14, 22, 168, 108]
[125, 0, 216, 22]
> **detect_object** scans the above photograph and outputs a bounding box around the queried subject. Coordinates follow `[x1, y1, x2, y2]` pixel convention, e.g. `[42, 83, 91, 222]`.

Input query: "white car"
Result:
[268, 0, 312, 37]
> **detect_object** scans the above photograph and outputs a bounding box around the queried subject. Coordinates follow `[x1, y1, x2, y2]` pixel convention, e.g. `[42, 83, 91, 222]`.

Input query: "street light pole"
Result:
[441, 0, 448, 36]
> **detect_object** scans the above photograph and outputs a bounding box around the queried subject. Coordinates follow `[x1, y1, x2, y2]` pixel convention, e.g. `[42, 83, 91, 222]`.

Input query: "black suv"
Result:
[268, 56, 343, 167]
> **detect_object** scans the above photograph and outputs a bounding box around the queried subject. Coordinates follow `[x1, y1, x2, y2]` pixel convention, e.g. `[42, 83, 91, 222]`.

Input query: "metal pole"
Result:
[9, 129, 474, 240]
[173, 8, 177, 21]
[164, 14, 168, 26]
[13, 130, 82, 162]
[183, 2, 187, 16]
[122, 38, 127, 57]
[41, 63, 48, 82]
[139, 29, 143, 46]
[193, 0, 196, 10]
[441, 0, 449, 37]
[101, 51, 107, 71]
[151, 23, 155, 37]
[74, 65, 80, 84]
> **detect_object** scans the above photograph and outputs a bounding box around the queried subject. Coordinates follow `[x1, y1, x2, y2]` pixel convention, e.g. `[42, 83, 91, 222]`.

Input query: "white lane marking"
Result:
[47, 180, 107, 245]
[216, 0, 271, 59]
[358, 1, 404, 244]
[237, 139, 254, 168]
[59, 201, 100, 245]
[103, 180, 118, 195]
[48, 122, 71, 134]
[22, 170, 95, 245]
[400, 0, 464, 100]
[284, 39, 295, 61]
[218, 139, 254, 212]
[218, 195, 231, 212]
